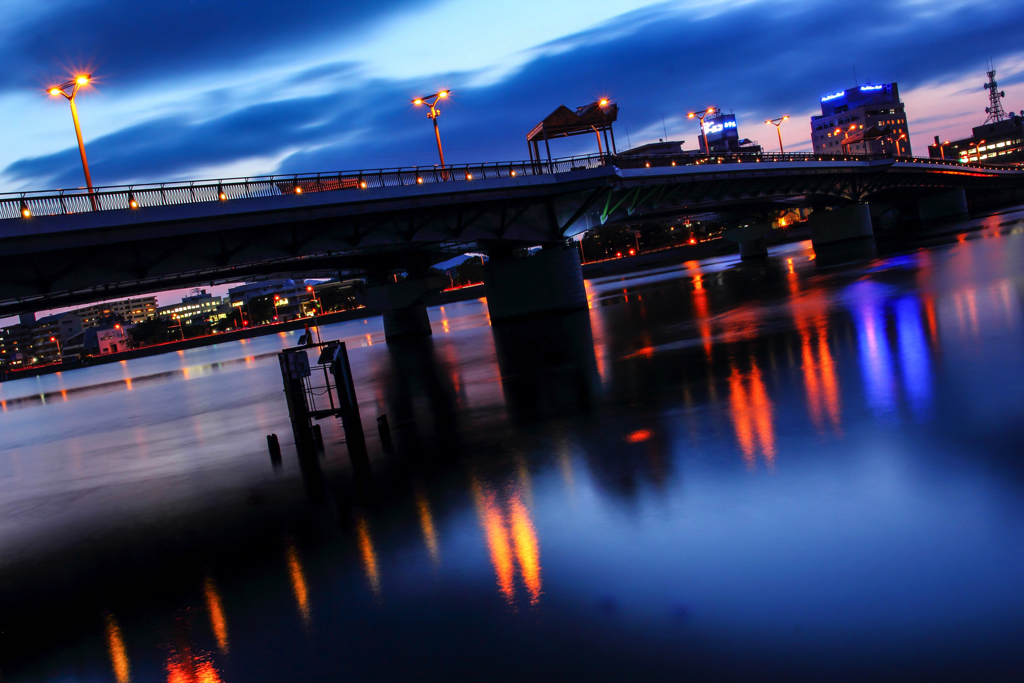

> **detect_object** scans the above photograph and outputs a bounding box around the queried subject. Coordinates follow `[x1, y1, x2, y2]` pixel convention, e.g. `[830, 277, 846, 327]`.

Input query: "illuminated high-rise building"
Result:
[810, 83, 911, 156]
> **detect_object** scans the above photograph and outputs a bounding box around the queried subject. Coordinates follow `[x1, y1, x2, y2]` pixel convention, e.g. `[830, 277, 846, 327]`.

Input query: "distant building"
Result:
[619, 140, 687, 156]
[811, 83, 911, 156]
[696, 109, 760, 154]
[30, 312, 83, 364]
[156, 289, 229, 325]
[64, 324, 131, 358]
[0, 321, 33, 368]
[73, 296, 157, 328]
[928, 68, 1022, 165]
[228, 280, 312, 323]
[0, 311, 82, 366]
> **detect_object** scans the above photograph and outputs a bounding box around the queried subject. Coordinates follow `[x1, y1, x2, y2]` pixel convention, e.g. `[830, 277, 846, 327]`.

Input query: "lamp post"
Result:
[48, 75, 97, 210]
[306, 285, 323, 344]
[764, 116, 789, 154]
[49, 336, 62, 362]
[412, 90, 450, 170]
[687, 108, 716, 156]
[890, 133, 907, 157]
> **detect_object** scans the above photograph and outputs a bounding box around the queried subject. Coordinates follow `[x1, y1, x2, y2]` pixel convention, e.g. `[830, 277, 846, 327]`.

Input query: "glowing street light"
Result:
[49, 335, 62, 362]
[687, 107, 716, 156]
[891, 133, 908, 157]
[765, 116, 789, 154]
[47, 74, 97, 209]
[411, 90, 450, 169]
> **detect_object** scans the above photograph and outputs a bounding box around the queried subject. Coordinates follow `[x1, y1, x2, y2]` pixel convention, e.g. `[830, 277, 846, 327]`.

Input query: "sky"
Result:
[1, 0, 1023, 315]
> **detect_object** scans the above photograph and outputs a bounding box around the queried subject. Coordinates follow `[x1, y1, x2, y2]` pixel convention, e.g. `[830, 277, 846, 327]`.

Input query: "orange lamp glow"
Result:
[76, 75, 89, 85]
[294, 186, 302, 194]
[599, 98, 609, 106]
[438, 91, 448, 98]
[48, 88, 61, 96]
[416, 177, 423, 184]
[50, 337, 56, 342]
[413, 98, 423, 105]
[510, 170, 516, 177]
[360, 181, 367, 188]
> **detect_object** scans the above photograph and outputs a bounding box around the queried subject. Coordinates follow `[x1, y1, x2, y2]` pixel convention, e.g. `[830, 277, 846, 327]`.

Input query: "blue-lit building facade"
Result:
[811, 83, 911, 156]
[697, 109, 760, 154]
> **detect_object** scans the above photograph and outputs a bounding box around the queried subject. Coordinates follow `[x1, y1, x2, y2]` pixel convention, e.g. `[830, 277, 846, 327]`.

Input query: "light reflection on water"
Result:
[3, 217, 1024, 680]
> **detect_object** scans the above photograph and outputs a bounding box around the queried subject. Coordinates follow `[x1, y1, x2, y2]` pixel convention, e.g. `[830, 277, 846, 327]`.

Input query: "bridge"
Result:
[2, 151, 1022, 337]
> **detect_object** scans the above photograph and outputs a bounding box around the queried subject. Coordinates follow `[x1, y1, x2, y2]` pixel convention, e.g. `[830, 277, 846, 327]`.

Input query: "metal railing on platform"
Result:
[0, 151, 1015, 222]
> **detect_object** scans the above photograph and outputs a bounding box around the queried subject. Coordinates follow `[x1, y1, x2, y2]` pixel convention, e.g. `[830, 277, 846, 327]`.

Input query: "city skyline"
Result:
[1, 0, 1022, 191]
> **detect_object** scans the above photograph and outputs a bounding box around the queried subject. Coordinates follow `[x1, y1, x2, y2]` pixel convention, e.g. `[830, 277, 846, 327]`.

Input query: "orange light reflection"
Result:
[357, 516, 381, 595]
[509, 494, 542, 604]
[203, 575, 229, 654]
[106, 614, 131, 683]
[415, 488, 441, 565]
[727, 361, 776, 469]
[285, 543, 311, 625]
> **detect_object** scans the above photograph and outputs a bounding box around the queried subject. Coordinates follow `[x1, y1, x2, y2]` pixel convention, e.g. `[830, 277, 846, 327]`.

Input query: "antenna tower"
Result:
[983, 61, 1007, 124]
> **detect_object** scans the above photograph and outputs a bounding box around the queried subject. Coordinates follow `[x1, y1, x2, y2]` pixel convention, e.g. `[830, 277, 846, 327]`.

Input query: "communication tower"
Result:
[983, 61, 1008, 124]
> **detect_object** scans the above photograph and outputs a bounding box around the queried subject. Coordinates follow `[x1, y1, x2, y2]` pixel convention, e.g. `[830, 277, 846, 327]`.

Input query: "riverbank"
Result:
[1, 285, 488, 382]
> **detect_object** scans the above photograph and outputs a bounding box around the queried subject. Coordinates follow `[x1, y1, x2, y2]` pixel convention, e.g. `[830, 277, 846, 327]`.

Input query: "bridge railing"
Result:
[0, 153, 614, 221]
[1, 151, 1015, 221]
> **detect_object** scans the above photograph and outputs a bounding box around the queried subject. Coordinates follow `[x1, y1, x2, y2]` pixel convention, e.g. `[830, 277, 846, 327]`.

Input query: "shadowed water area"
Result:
[2, 209, 1024, 681]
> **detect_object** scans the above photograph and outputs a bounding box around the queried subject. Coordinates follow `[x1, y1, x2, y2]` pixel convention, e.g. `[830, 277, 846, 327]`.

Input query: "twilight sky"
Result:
[2, 0, 1024, 193]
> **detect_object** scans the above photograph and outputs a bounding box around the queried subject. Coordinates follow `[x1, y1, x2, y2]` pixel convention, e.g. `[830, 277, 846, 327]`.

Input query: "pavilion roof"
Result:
[527, 102, 619, 141]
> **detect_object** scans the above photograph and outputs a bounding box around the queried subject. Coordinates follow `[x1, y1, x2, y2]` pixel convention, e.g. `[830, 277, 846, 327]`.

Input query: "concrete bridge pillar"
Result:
[808, 203, 876, 262]
[483, 245, 587, 321]
[724, 223, 770, 260]
[918, 189, 968, 222]
[359, 275, 447, 342]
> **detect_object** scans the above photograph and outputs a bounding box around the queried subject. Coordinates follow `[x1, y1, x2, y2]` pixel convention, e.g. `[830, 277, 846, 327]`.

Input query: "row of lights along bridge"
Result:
[38, 75, 796, 200]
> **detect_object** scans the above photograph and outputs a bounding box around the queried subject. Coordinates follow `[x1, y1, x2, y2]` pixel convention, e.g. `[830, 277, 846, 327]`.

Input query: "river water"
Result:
[2, 210, 1024, 681]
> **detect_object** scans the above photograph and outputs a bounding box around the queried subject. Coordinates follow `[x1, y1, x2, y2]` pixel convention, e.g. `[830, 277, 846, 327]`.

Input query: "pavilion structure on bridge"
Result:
[527, 101, 619, 165]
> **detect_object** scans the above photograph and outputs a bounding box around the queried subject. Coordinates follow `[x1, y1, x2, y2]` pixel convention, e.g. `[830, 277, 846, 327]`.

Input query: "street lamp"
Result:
[411, 90, 450, 169]
[764, 116, 789, 154]
[932, 140, 952, 160]
[49, 336, 62, 362]
[47, 74, 97, 210]
[890, 133, 907, 157]
[306, 285, 323, 344]
[687, 107, 716, 156]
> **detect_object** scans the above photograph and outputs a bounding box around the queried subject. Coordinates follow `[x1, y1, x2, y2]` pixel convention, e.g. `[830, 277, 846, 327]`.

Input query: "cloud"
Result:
[4, 0, 1024, 189]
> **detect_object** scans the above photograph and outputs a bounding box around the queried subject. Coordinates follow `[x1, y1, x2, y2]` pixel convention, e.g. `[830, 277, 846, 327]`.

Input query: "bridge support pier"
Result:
[918, 189, 968, 222]
[359, 275, 446, 342]
[483, 246, 587, 321]
[809, 203, 876, 263]
[724, 223, 770, 260]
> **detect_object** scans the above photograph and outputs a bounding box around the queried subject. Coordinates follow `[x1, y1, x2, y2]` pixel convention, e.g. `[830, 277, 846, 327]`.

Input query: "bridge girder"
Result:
[2, 157, 1022, 316]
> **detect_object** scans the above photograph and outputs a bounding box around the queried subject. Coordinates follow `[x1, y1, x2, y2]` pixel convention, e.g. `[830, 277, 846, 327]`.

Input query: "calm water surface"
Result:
[2, 212, 1024, 681]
